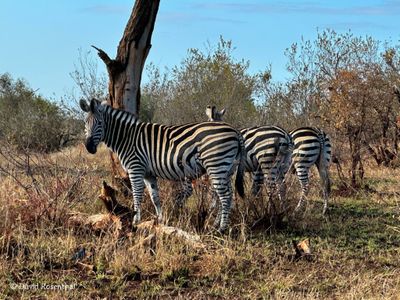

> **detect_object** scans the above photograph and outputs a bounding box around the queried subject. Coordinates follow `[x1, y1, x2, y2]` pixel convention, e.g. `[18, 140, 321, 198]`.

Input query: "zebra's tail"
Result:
[281, 133, 294, 176]
[317, 129, 332, 195]
[235, 133, 246, 198]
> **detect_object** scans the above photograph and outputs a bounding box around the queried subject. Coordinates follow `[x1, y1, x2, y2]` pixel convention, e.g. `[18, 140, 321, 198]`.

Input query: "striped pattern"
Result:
[80, 99, 244, 232]
[290, 127, 331, 213]
[206, 106, 292, 209]
[241, 126, 292, 201]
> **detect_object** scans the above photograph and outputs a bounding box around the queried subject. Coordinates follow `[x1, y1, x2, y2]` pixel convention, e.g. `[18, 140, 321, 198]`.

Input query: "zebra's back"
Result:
[134, 121, 242, 181]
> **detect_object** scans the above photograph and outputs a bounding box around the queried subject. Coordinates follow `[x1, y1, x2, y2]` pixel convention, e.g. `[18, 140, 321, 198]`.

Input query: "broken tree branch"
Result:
[68, 181, 205, 249]
[91, 45, 124, 78]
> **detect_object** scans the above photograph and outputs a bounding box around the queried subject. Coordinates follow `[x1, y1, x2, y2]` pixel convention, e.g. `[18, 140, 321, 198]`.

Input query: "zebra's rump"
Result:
[290, 127, 331, 165]
[240, 126, 292, 171]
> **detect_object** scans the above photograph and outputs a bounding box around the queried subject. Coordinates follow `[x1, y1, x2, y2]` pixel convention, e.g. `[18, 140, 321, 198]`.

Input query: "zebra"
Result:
[207, 106, 332, 214]
[206, 105, 292, 211]
[79, 99, 245, 232]
[290, 127, 331, 214]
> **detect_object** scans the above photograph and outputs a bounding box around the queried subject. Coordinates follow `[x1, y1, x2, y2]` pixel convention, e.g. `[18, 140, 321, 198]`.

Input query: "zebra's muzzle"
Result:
[85, 138, 97, 154]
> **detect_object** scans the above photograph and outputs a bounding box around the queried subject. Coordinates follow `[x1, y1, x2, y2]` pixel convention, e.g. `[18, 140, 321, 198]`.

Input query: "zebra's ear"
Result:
[205, 105, 214, 120]
[89, 98, 102, 113]
[79, 99, 90, 112]
[219, 108, 226, 117]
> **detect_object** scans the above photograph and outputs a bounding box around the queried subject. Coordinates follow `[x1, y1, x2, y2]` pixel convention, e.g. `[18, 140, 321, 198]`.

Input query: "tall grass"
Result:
[0, 144, 399, 299]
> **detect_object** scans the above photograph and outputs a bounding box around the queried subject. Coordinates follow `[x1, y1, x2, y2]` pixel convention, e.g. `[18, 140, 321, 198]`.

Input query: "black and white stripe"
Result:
[206, 106, 292, 208]
[290, 127, 331, 213]
[80, 99, 245, 232]
[206, 107, 332, 214]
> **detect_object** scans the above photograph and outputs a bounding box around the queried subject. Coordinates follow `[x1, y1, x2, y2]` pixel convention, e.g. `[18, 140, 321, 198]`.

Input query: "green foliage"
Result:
[281, 29, 400, 185]
[71, 32, 400, 188]
[0, 73, 81, 152]
[142, 37, 260, 128]
[138, 32, 400, 187]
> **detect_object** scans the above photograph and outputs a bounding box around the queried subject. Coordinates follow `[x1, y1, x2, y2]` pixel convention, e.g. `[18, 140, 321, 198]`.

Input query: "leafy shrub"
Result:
[0, 73, 82, 152]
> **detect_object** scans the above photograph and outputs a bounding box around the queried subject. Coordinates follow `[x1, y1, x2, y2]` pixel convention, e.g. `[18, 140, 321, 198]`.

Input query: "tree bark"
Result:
[92, 0, 160, 178]
[93, 0, 160, 115]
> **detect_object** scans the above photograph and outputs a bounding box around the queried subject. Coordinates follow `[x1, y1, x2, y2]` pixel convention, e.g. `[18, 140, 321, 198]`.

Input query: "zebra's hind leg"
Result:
[211, 178, 233, 233]
[144, 176, 163, 222]
[251, 171, 264, 197]
[260, 161, 280, 216]
[317, 162, 331, 214]
[277, 152, 291, 213]
[294, 166, 310, 213]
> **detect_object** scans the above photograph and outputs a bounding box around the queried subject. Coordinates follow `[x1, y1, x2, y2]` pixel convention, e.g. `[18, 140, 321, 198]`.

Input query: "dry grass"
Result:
[0, 144, 399, 299]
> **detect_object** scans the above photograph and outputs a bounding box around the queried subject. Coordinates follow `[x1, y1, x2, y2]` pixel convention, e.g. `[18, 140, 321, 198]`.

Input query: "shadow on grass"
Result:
[257, 197, 400, 252]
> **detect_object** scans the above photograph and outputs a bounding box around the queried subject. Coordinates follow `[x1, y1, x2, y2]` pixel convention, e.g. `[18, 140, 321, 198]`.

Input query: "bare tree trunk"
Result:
[92, 0, 160, 177]
[93, 0, 160, 115]
[348, 128, 364, 188]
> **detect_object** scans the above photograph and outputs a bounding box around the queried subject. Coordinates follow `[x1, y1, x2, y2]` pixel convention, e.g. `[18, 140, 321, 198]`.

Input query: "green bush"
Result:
[0, 73, 81, 152]
[141, 37, 260, 128]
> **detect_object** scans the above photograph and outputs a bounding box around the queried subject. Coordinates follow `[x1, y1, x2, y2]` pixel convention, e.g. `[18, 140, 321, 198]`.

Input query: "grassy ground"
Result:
[0, 145, 399, 299]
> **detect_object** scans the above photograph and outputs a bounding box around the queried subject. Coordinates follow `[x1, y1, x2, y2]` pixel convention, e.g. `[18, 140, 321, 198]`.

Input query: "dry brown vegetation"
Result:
[1, 144, 399, 299]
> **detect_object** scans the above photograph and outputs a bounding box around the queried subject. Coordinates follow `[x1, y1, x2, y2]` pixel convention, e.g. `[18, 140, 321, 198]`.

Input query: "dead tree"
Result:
[92, 0, 160, 177]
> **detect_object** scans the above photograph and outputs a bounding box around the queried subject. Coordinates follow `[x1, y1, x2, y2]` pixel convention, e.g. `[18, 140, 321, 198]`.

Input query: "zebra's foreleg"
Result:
[174, 179, 193, 208]
[128, 170, 145, 224]
[144, 176, 163, 222]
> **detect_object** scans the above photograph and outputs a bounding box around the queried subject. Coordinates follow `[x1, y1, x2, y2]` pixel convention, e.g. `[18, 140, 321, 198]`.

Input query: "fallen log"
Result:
[67, 212, 122, 233]
[68, 181, 205, 249]
[134, 220, 205, 250]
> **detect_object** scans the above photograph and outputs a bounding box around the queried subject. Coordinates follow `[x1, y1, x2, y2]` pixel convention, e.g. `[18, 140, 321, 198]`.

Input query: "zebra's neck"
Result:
[102, 106, 139, 153]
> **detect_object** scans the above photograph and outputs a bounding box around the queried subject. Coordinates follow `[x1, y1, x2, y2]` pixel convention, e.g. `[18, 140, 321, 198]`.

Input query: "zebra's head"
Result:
[79, 98, 106, 154]
[206, 105, 225, 121]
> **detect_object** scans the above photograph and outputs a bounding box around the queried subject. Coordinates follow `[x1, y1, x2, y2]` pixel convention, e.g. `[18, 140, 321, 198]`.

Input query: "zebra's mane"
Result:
[103, 105, 138, 126]
[103, 103, 229, 130]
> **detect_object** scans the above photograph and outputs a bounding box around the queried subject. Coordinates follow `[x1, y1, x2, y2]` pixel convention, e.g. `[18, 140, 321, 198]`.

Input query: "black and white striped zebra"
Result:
[290, 127, 331, 214]
[206, 106, 292, 209]
[207, 106, 332, 214]
[79, 99, 245, 232]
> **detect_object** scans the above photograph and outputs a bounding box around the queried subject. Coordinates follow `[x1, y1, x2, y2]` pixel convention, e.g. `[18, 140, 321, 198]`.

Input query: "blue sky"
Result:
[0, 0, 399, 99]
